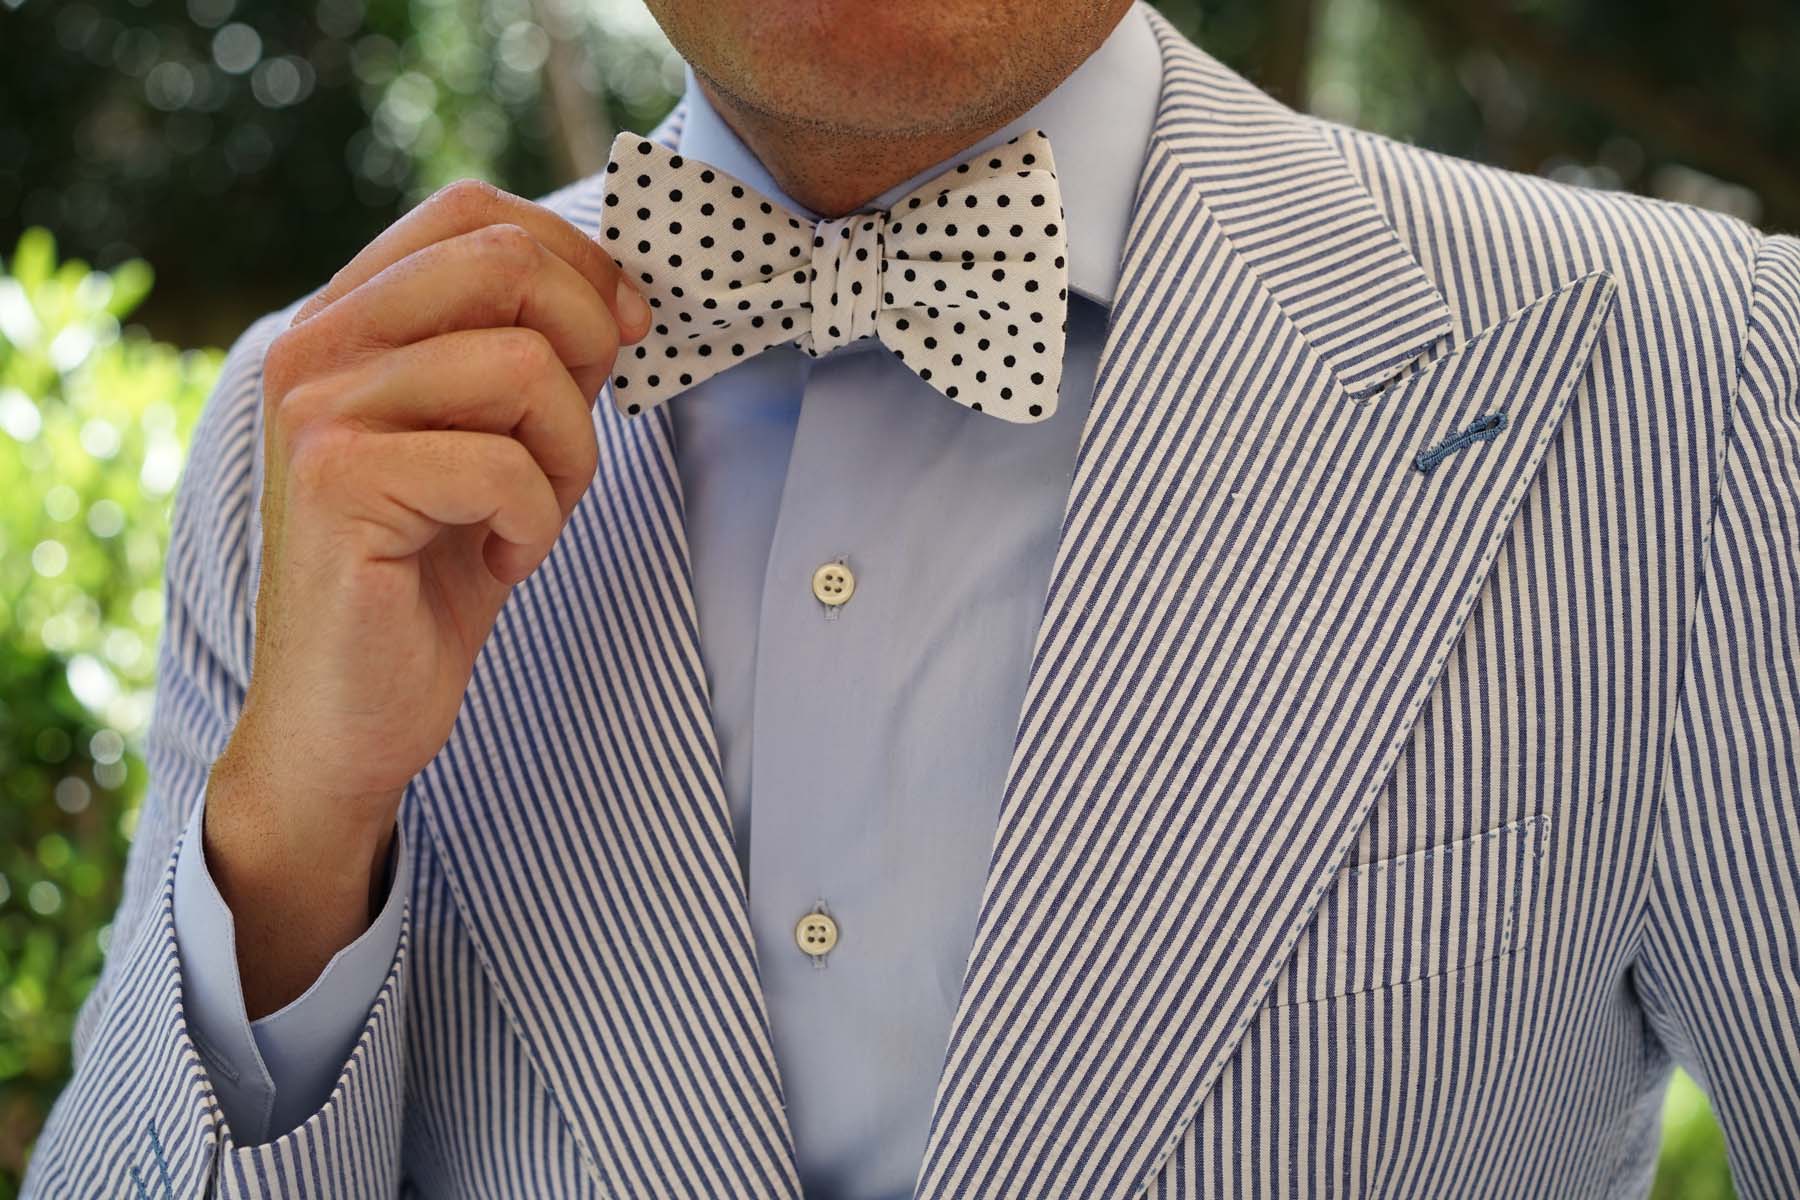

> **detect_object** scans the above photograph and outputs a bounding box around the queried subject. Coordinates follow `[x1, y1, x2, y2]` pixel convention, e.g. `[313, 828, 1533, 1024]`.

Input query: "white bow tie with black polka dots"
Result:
[599, 127, 1070, 424]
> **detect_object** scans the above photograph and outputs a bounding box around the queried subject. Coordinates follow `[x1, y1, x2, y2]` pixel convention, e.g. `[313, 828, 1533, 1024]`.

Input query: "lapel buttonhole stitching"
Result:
[1414, 411, 1508, 474]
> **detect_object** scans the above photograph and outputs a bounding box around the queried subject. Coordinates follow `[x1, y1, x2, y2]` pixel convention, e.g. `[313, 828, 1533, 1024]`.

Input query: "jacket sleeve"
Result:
[23, 308, 412, 1199]
[1636, 232, 1800, 1197]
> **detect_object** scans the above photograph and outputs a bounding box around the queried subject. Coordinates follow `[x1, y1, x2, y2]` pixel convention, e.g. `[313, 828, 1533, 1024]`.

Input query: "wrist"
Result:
[203, 739, 403, 1016]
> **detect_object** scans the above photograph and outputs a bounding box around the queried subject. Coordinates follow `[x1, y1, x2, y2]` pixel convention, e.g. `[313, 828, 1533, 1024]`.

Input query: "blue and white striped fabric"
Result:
[25, 9, 1800, 1197]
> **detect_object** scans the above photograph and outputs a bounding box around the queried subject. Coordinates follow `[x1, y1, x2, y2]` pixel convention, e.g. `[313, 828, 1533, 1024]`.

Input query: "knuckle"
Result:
[271, 376, 330, 437]
[494, 326, 558, 384]
[261, 327, 307, 401]
[286, 426, 357, 498]
[431, 177, 505, 222]
[471, 221, 539, 274]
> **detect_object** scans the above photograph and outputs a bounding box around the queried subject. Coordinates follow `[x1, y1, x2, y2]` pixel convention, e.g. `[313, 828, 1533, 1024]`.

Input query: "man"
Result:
[24, 0, 1800, 1195]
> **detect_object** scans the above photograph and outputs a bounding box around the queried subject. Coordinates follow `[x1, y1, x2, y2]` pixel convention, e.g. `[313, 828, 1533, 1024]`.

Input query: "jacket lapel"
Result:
[911, 11, 1617, 1199]
[415, 109, 805, 1199]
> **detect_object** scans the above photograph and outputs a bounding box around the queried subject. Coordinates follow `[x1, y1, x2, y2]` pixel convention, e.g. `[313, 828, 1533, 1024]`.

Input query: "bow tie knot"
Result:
[808, 214, 885, 357]
[600, 127, 1070, 423]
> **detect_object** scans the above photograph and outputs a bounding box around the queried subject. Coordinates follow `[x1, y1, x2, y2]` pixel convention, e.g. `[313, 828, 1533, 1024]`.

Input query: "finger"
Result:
[292, 178, 651, 342]
[302, 327, 598, 515]
[297, 428, 564, 585]
[289, 223, 623, 401]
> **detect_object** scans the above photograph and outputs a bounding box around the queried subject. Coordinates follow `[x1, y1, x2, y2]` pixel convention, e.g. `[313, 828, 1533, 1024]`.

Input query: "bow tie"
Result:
[597, 128, 1071, 424]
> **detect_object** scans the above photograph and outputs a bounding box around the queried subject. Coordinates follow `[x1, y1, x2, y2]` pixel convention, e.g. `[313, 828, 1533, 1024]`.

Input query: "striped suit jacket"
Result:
[26, 10, 1800, 1198]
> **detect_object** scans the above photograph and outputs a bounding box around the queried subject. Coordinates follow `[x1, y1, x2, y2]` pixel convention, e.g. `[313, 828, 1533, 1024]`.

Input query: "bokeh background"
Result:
[3, 0, 1794, 1193]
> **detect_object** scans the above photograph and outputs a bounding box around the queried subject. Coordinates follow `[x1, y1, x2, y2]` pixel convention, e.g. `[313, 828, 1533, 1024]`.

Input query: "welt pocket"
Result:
[1267, 815, 1550, 1008]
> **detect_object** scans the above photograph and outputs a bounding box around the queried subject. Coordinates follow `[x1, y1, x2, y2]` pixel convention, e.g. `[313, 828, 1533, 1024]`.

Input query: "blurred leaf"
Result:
[1653, 1071, 1737, 1200]
[5, 230, 55, 294]
[104, 262, 155, 322]
[0, 227, 221, 1187]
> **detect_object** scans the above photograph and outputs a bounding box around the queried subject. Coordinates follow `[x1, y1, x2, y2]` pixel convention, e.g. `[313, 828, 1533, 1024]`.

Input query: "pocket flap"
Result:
[1269, 815, 1550, 1007]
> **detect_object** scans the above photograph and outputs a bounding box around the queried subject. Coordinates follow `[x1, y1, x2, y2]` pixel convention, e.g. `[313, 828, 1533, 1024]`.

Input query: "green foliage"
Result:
[1654, 1071, 1738, 1200]
[0, 0, 686, 346]
[0, 227, 221, 1191]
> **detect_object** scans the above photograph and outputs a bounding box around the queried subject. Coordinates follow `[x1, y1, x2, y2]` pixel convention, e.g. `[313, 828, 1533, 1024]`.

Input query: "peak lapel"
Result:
[912, 14, 1618, 1199]
[414, 107, 804, 1200]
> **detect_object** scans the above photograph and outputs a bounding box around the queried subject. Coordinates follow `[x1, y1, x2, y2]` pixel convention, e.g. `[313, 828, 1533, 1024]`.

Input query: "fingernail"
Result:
[615, 279, 650, 334]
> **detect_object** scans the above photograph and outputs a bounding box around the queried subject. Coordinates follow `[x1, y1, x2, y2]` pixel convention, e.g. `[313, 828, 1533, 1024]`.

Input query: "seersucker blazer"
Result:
[25, 8, 1800, 1198]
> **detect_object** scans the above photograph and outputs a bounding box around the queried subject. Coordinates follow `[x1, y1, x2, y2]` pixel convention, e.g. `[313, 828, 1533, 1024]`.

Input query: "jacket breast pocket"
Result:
[1267, 815, 1550, 1008]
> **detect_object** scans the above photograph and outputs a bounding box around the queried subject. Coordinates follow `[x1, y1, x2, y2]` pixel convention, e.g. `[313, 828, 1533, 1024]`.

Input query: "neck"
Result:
[690, 74, 1050, 219]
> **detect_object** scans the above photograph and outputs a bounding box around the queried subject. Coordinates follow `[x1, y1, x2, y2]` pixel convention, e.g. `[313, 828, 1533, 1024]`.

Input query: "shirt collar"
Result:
[674, 1, 1162, 308]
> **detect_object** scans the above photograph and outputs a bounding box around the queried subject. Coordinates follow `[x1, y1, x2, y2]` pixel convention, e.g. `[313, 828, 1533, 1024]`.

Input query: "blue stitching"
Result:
[1415, 411, 1508, 473]
[130, 1165, 153, 1200]
[147, 1121, 175, 1199]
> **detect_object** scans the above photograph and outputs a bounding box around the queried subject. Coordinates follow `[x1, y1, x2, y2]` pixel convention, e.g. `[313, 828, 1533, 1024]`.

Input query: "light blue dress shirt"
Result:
[172, 7, 1161, 1195]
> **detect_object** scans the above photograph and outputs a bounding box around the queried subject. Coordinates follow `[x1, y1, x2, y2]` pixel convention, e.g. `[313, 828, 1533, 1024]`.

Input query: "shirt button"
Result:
[795, 911, 839, 957]
[811, 561, 855, 606]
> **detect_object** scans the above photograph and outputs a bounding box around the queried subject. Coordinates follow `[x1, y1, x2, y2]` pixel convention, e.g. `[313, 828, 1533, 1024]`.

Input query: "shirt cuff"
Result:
[172, 790, 408, 1144]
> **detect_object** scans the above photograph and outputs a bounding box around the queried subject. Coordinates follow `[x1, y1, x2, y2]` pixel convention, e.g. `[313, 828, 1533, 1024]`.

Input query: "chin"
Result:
[659, 0, 1001, 129]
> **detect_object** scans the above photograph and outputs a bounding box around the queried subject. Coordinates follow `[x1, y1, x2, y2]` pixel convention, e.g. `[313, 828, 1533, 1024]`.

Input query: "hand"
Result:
[202, 179, 650, 1016]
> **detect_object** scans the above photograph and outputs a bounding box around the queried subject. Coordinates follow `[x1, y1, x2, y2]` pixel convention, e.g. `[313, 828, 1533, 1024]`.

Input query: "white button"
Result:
[795, 911, 839, 957]
[811, 561, 855, 606]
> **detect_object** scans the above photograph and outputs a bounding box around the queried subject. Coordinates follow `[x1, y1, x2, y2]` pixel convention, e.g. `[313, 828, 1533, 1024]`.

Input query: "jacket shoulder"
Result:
[1310, 116, 1766, 345]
